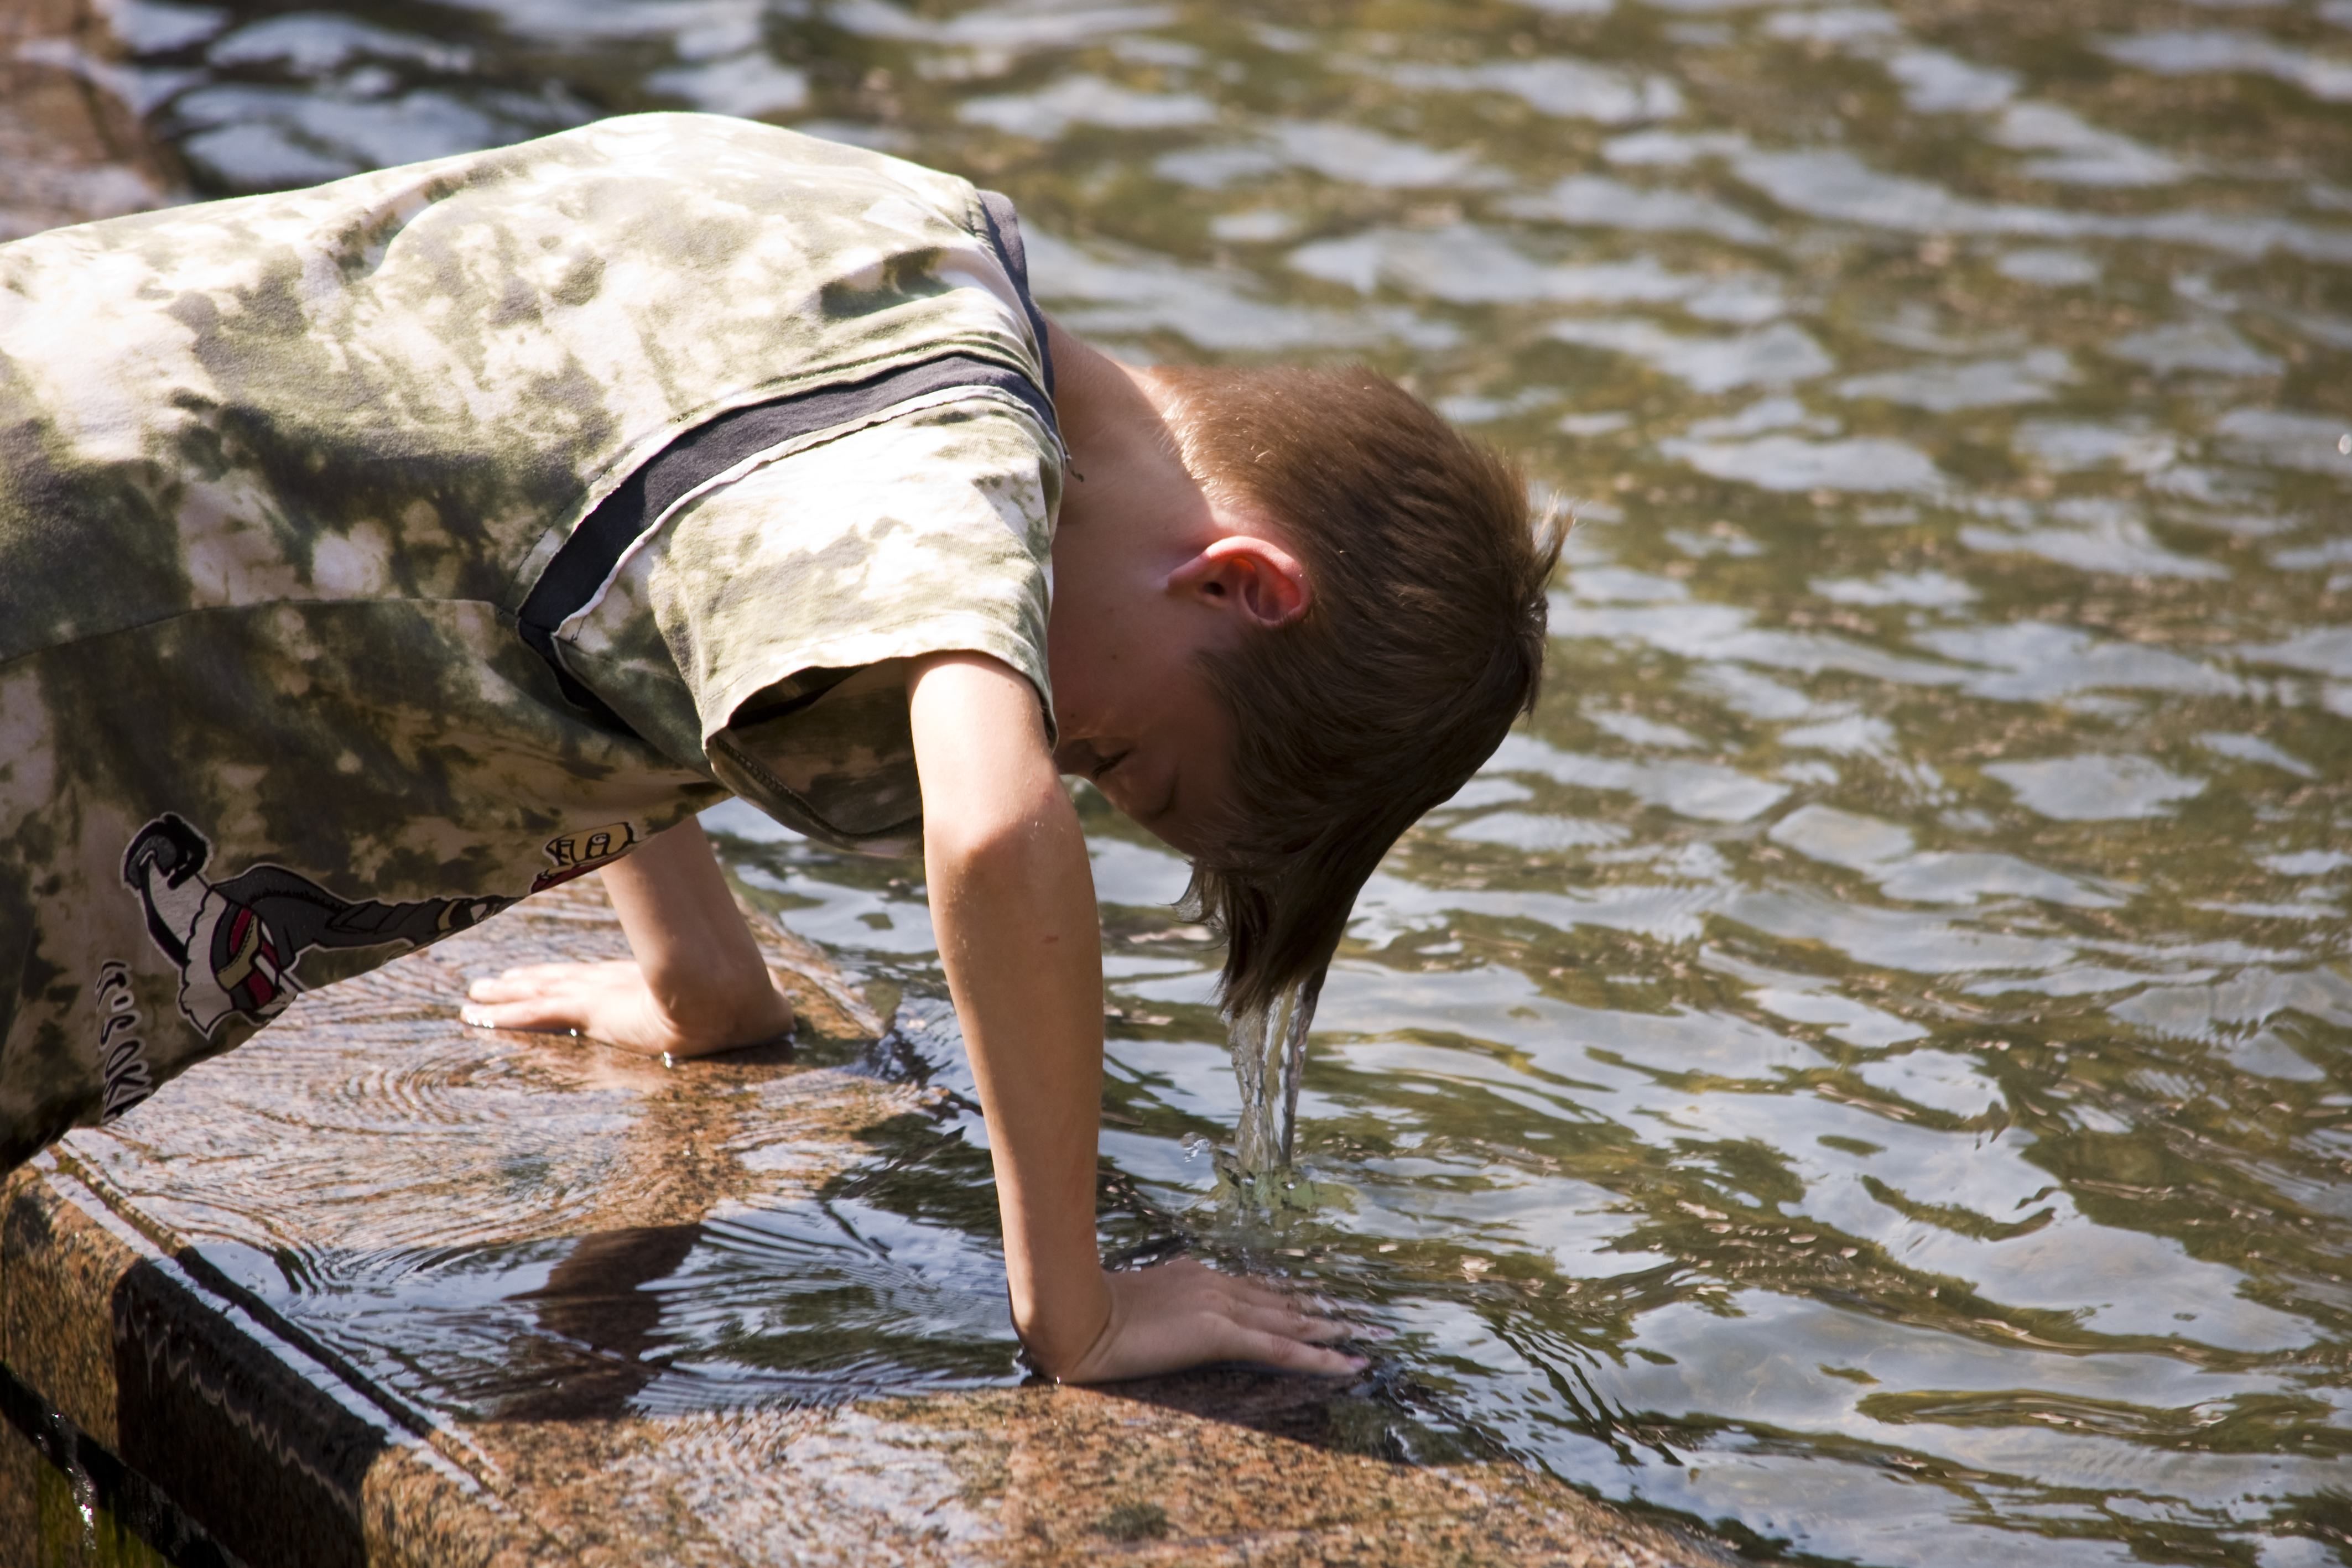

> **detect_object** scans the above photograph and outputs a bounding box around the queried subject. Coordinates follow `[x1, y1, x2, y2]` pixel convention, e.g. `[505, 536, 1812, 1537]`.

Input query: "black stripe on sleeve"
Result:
[516, 352, 1058, 713]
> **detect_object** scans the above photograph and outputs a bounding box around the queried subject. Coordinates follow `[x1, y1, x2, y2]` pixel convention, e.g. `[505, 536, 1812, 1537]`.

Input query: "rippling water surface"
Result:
[54, 0, 2352, 1561]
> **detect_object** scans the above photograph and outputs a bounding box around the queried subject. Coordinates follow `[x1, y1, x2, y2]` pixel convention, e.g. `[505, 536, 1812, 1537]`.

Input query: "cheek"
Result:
[1177, 674, 1234, 754]
[1048, 607, 1156, 712]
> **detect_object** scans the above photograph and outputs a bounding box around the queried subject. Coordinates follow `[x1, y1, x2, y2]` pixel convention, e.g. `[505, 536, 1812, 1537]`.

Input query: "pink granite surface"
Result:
[4, 881, 1745, 1566]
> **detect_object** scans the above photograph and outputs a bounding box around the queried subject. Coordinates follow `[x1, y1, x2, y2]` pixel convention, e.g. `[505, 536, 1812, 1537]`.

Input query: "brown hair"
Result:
[1151, 364, 1559, 1019]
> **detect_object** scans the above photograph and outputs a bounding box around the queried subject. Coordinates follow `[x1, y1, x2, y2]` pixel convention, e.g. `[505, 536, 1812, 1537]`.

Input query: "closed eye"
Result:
[1092, 749, 1133, 782]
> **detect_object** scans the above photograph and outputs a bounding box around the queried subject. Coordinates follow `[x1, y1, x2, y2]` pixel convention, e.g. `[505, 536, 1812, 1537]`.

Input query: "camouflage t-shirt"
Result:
[0, 113, 1062, 1166]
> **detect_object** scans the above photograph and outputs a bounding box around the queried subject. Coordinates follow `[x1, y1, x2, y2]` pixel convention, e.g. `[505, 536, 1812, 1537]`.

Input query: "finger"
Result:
[472, 959, 636, 993]
[1237, 1301, 1356, 1345]
[459, 997, 590, 1035]
[467, 967, 632, 1004]
[1230, 1328, 1366, 1378]
[466, 975, 545, 1003]
[1215, 1274, 1314, 1315]
[467, 977, 595, 1006]
[483, 961, 595, 985]
[466, 967, 583, 1002]
[1232, 1298, 1364, 1354]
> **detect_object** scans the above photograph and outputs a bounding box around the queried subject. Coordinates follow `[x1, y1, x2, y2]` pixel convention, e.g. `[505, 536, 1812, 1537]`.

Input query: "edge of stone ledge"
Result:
[0, 879, 1763, 1567]
[0, 1356, 244, 1568]
[830, 1383, 1753, 1567]
[1, 1142, 1758, 1568]
[0, 1160, 557, 1568]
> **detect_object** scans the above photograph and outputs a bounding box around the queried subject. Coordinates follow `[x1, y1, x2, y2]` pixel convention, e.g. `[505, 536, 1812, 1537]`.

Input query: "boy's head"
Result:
[1142, 364, 1558, 1017]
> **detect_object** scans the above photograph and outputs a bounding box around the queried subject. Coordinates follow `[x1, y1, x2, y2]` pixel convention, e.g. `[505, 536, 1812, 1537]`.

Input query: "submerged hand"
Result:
[1049, 1258, 1366, 1384]
[460, 958, 793, 1058]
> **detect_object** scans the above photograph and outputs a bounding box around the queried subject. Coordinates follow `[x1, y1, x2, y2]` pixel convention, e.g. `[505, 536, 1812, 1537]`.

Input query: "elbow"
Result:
[922, 780, 1071, 883]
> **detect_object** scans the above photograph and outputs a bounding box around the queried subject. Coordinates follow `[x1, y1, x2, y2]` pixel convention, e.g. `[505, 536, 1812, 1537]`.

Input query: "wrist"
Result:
[649, 958, 790, 1049]
[1012, 1265, 1114, 1379]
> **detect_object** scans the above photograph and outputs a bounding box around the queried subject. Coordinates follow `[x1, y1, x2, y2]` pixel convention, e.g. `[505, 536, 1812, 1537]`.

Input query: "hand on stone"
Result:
[460, 958, 794, 1058]
[1052, 1258, 1366, 1383]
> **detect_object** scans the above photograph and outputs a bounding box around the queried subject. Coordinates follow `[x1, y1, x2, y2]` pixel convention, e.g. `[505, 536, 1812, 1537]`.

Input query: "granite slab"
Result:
[1, 879, 1744, 1567]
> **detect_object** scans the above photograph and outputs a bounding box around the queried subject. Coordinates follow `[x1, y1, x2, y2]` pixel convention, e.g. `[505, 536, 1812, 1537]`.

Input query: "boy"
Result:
[0, 114, 1553, 1383]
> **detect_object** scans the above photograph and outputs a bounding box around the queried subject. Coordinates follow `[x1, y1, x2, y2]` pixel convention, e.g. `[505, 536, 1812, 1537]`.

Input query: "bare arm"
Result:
[908, 651, 1360, 1381]
[466, 658, 1357, 1379]
[462, 819, 793, 1056]
[910, 652, 1110, 1364]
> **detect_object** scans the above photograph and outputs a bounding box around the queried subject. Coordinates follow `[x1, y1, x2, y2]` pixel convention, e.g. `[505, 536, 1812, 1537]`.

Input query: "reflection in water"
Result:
[503, 1224, 704, 1421]
[37, 0, 2352, 1562]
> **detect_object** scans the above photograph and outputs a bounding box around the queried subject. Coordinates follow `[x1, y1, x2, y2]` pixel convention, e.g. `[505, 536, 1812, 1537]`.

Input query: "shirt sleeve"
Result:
[561, 389, 1060, 852]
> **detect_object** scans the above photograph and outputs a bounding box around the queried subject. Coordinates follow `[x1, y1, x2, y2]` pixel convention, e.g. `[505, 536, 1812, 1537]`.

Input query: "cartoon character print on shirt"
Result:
[123, 814, 512, 1038]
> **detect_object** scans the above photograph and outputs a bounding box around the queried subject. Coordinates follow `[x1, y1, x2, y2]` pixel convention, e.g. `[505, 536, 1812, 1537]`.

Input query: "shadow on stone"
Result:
[1089, 1363, 1480, 1465]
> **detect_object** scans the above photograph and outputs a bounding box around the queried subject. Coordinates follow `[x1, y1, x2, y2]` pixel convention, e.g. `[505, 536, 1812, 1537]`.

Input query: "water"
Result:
[35, 0, 2352, 1562]
[1225, 973, 1319, 1179]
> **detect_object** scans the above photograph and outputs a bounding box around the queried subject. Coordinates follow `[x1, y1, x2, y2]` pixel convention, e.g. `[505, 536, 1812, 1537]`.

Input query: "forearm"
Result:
[601, 818, 784, 1048]
[909, 654, 1112, 1371]
[927, 780, 1109, 1366]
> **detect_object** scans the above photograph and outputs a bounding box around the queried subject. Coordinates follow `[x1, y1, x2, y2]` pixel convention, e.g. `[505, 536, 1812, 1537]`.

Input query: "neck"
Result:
[1044, 320, 1195, 538]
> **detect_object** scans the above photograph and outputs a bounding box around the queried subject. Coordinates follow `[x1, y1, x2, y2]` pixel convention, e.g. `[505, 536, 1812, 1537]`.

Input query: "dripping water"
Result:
[1219, 971, 1322, 1207]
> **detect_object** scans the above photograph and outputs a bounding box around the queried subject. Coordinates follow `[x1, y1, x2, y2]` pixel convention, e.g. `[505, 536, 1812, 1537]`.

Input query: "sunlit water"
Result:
[36, 0, 2352, 1561]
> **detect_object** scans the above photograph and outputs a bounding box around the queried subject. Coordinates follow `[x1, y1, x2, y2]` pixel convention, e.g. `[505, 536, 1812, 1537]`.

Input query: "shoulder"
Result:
[516, 113, 989, 223]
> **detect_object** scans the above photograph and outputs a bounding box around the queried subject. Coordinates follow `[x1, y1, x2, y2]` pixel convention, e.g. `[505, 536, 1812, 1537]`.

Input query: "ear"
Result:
[1167, 536, 1311, 630]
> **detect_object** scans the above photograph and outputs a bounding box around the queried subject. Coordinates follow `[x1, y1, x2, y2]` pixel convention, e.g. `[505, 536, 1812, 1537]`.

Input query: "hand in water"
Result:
[1050, 1258, 1365, 1383]
[460, 958, 794, 1058]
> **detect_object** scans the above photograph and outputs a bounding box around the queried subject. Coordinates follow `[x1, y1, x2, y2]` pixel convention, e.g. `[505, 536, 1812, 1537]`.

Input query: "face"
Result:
[1047, 575, 1240, 858]
[1038, 337, 1309, 856]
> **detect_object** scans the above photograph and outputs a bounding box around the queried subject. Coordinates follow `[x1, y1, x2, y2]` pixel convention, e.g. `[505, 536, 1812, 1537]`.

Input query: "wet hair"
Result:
[1151, 364, 1560, 1019]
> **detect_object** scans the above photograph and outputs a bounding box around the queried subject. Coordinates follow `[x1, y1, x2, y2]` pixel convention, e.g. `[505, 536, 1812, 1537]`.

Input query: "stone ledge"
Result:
[2, 882, 1745, 1566]
[2, 1161, 533, 1568]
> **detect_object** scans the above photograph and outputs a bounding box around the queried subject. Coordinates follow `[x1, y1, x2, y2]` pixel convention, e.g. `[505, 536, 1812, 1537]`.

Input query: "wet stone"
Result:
[0, 882, 1738, 1566]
